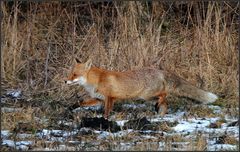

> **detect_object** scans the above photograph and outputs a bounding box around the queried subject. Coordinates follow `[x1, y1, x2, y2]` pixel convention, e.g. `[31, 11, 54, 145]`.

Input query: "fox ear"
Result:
[75, 58, 81, 63]
[85, 59, 92, 70]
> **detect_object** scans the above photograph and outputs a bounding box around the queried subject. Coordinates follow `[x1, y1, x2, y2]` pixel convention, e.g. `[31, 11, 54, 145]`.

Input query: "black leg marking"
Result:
[155, 102, 159, 113]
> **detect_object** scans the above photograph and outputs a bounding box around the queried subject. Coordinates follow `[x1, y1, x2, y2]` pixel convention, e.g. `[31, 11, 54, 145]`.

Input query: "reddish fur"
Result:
[156, 92, 167, 116]
[66, 61, 168, 118]
[66, 59, 218, 119]
[79, 99, 102, 106]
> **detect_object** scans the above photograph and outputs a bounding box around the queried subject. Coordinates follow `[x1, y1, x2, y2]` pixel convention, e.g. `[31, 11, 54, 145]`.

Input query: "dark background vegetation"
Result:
[1, 0, 239, 128]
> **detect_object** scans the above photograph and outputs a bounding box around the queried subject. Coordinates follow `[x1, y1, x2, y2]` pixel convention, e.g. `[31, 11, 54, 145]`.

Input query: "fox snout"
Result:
[64, 77, 73, 84]
[65, 79, 73, 84]
[64, 76, 87, 85]
[64, 79, 69, 84]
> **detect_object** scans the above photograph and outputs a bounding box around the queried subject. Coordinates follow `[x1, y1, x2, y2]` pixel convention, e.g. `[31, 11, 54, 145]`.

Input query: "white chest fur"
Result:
[75, 76, 105, 100]
[83, 84, 105, 100]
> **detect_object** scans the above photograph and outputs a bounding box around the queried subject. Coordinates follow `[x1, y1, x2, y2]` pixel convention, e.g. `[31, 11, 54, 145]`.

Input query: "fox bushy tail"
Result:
[166, 72, 218, 104]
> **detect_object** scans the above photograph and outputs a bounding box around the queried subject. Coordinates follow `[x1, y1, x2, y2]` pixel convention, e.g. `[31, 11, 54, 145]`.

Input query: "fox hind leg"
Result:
[109, 98, 115, 112]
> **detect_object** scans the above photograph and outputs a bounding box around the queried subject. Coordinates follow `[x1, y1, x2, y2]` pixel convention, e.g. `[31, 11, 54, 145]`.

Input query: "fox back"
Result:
[65, 59, 167, 100]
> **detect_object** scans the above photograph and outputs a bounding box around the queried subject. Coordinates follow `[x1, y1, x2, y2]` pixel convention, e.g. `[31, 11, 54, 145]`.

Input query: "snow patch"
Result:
[208, 144, 237, 151]
[173, 117, 220, 133]
[36, 129, 78, 142]
[1, 130, 11, 139]
[122, 104, 146, 109]
[150, 111, 185, 123]
[2, 140, 33, 150]
[16, 145, 29, 150]
[72, 105, 102, 113]
[2, 140, 15, 147]
[141, 135, 157, 139]
[207, 105, 222, 114]
[116, 120, 128, 127]
[16, 141, 33, 146]
[6, 90, 22, 98]
[95, 129, 134, 139]
[1, 107, 23, 113]
[17, 133, 32, 139]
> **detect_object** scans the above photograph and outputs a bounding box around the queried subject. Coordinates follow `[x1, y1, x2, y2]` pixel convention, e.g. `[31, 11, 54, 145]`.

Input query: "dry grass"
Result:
[224, 136, 239, 145]
[1, 106, 48, 131]
[1, 1, 239, 150]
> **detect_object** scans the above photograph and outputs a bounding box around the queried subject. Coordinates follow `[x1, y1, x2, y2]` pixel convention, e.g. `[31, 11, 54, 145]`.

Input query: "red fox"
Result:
[65, 58, 218, 119]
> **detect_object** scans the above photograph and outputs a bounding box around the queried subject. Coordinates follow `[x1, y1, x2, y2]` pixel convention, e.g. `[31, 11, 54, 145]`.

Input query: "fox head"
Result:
[65, 58, 92, 85]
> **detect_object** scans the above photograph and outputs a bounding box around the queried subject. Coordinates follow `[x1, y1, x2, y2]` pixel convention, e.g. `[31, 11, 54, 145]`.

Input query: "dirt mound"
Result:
[80, 117, 121, 132]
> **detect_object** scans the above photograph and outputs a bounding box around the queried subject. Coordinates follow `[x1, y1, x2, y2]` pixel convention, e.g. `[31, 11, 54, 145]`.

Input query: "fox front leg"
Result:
[79, 98, 102, 107]
[103, 97, 114, 119]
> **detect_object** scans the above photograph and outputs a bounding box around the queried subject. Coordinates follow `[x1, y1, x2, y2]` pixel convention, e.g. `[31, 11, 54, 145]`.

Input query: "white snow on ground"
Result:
[1, 107, 23, 113]
[122, 104, 146, 109]
[6, 89, 22, 98]
[2, 140, 33, 150]
[208, 144, 238, 151]
[40, 129, 78, 137]
[158, 142, 166, 150]
[207, 105, 222, 114]
[118, 142, 133, 150]
[173, 117, 220, 133]
[94, 129, 134, 139]
[57, 120, 77, 128]
[1, 130, 11, 139]
[150, 111, 186, 123]
[35, 129, 78, 143]
[68, 140, 81, 144]
[115, 111, 186, 127]
[139, 130, 166, 135]
[17, 133, 33, 139]
[16, 141, 33, 145]
[205, 127, 239, 139]
[1, 97, 7, 103]
[72, 105, 102, 113]
[2, 140, 15, 147]
[172, 116, 238, 137]
[16, 145, 29, 150]
[141, 135, 158, 139]
[115, 120, 128, 126]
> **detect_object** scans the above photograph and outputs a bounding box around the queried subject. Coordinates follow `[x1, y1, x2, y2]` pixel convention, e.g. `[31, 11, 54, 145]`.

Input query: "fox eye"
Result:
[73, 73, 77, 77]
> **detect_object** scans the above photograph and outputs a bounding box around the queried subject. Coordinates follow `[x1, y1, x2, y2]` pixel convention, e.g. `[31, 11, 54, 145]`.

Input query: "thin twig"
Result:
[44, 44, 50, 88]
